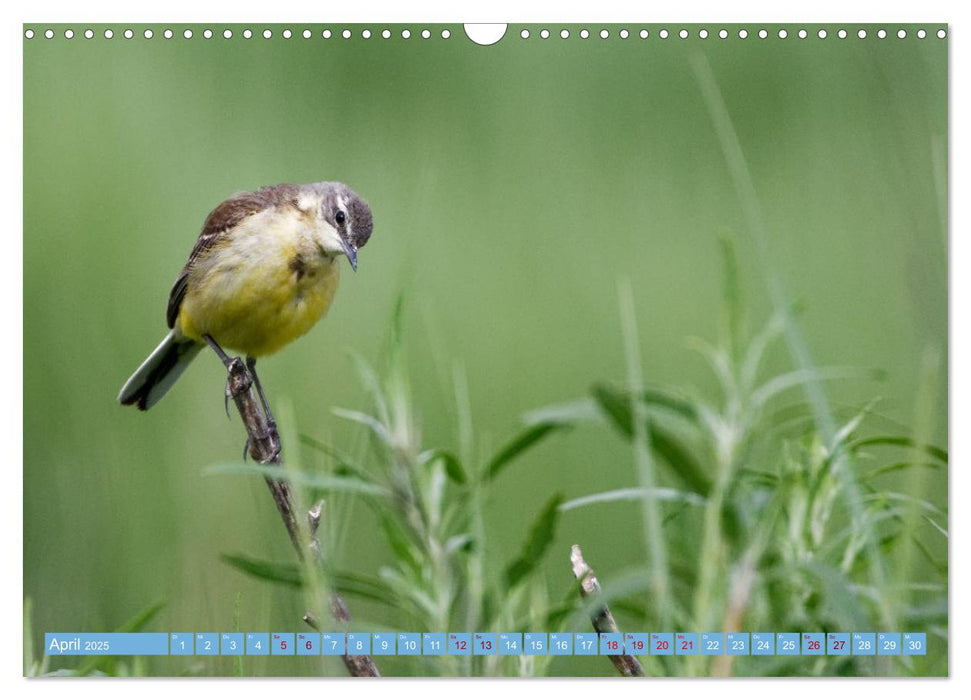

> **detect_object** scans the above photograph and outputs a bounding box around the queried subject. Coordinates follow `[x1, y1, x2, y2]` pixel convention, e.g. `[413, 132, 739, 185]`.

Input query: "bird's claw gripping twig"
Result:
[262, 436, 282, 464]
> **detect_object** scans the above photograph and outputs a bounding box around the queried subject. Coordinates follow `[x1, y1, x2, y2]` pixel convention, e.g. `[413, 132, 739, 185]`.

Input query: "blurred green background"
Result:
[23, 24, 946, 676]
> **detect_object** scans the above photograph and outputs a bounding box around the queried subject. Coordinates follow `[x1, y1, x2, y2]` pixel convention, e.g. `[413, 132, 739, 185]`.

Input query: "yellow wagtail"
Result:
[118, 182, 373, 413]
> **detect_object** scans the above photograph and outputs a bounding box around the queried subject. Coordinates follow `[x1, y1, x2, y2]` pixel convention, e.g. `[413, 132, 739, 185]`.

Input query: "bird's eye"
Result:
[335, 210, 346, 225]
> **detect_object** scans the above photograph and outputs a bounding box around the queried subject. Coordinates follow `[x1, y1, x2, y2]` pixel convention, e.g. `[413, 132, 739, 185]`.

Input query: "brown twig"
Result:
[224, 358, 379, 677]
[570, 544, 645, 677]
[306, 499, 381, 677]
[225, 358, 299, 549]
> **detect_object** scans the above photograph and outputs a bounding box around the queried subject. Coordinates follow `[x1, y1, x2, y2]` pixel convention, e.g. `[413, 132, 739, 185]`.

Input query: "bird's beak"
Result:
[340, 236, 358, 271]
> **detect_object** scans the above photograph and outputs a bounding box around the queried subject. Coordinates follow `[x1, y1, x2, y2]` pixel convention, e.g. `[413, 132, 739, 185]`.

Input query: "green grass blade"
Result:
[419, 448, 467, 485]
[560, 487, 706, 511]
[331, 407, 393, 444]
[222, 553, 400, 606]
[343, 349, 391, 428]
[221, 553, 302, 587]
[298, 433, 354, 462]
[864, 461, 942, 481]
[203, 461, 389, 497]
[328, 572, 401, 606]
[851, 435, 948, 463]
[503, 493, 564, 589]
[718, 235, 745, 362]
[113, 600, 166, 633]
[23, 598, 36, 676]
[751, 367, 875, 411]
[641, 387, 700, 421]
[483, 422, 568, 482]
[591, 383, 711, 495]
[692, 51, 895, 630]
[651, 425, 712, 496]
[75, 600, 166, 676]
[590, 383, 637, 438]
[377, 512, 424, 575]
[618, 277, 672, 632]
[522, 398, 604, 427]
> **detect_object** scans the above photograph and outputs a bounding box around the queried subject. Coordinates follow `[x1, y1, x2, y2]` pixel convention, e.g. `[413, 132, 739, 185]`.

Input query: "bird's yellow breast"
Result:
[176, 208, 341, 357]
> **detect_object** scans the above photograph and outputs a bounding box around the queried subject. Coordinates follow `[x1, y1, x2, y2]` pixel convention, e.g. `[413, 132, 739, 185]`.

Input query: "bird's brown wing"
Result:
[165, 185, 301, 329]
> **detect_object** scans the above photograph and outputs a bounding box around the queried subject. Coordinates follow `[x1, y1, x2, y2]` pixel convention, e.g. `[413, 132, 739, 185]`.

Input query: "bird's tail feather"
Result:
[118, 331, 203, 410]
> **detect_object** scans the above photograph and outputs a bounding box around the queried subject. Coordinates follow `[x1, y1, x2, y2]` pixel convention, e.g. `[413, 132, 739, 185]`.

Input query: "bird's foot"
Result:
[223, 357, 252, 414]
[263, 425, 282, 463]
[263, 444, 282, 463]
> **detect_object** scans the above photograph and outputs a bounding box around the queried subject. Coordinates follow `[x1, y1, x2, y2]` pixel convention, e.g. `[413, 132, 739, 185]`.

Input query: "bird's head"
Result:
[301, 182, 373, 271]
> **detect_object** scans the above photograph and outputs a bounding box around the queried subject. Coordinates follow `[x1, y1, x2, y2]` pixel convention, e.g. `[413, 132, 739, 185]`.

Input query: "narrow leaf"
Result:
[445, 533, 475, 555]
[116, 600, 166, 633]
[503, 493, 564, 589]
[203, 461, 389, 497]
[651, 424, 712, 495]
[522, 398, 604, 427]
[378, 514, 423, 575]
[851, 435, 948, 463]
[221, 553, 302, 587]
[391, 294, 406, 350]
[641, 387, 700, 421]
[592, 383, 701, 428]
[831, 401, 879, 453]
[751, 367, 873, 410]
[420, 448, 467, 485]
[23, 598, 35, 676]
[590, 383, 634, 437]
[923, 515, 948, 539]
[297, 435, 377, 484]
[718, 235, 745, 362]
[560, 487, 706, 511]
[298, 433, 352, 462]
[484, 422, 568, 482]
[862, 492, 946, 517]
[331, 407, 392, 443]
[591, 383, 711, 495]
[329, 571, 400, 606]
[344, 350, 391, 428]
[864, 461, 942, 481]
[222, 553, 399, 605]
[75, 600, 165, 676]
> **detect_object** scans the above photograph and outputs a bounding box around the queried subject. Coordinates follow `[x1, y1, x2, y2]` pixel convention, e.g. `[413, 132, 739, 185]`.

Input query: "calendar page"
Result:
[22, 17, 948, 679]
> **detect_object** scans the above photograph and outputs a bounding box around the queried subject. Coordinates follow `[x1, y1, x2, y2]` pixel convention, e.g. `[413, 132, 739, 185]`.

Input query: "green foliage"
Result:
[23, 598, 40, 677]
[203, 461, 389, 496]
[207, 260, 946, 677]
[536, 241, 948, 676]
[591, 383, 711, 495]
[221, 554, 304, 587]
[289, 301, 570, 676]
[36, 238, 947, 676]
[484, 423, 570, 483]
[221, 553, 399, 605]
[503, 494, 564, 590]
[420, 448, 467, 485]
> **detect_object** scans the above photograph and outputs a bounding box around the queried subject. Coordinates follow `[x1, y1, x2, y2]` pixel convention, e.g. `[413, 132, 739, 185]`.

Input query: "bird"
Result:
[118, 182, 373, 416]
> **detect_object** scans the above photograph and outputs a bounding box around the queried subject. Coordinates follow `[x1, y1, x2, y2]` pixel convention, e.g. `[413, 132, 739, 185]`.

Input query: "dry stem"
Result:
[570, 544, 645, 677]
[224, 357, 379, 677]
